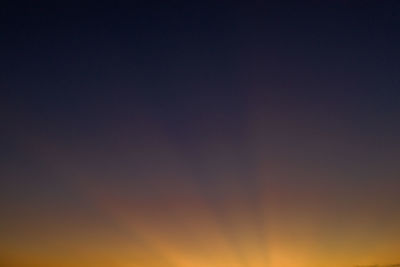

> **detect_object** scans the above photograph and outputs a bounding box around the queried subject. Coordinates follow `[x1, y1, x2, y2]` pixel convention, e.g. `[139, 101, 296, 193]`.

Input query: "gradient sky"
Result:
[1, 1, 400, 267]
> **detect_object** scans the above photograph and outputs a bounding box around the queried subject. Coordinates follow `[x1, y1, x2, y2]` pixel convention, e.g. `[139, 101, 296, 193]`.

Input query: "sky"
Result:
[1, 1, 400, 267]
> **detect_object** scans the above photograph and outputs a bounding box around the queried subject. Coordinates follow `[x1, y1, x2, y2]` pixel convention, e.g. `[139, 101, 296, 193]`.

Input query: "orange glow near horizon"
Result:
[2, 112, 400, 267]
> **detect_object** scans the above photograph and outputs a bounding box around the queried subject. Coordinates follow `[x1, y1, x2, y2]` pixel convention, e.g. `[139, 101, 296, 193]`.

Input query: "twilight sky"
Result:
[1, 2, 400, 267]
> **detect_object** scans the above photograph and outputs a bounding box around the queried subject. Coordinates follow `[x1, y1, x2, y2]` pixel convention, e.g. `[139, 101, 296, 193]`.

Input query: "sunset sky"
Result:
[1, 1, 400, 267]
